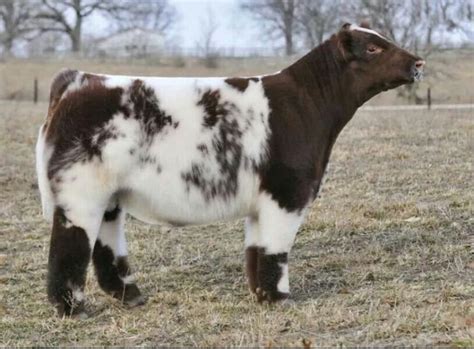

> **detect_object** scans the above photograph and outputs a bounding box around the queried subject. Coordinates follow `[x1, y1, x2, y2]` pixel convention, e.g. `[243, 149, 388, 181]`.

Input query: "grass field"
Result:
[0, 100, 473, 346]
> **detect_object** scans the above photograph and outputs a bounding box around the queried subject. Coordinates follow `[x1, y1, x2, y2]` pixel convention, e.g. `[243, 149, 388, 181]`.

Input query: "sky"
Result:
[14, 0, 473, 56]
[85, 0, 263, 50]
[171, 0, 259, 49]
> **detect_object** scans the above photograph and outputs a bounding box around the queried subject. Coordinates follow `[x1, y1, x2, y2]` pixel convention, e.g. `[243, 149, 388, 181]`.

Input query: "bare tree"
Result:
[34, 0, 177, 53]
[108, 0, 177, 33]
[353, 0, 464, 52]
[297, 0, 343, 49]
[241, 0, 299, 55]
[0, 0, 34, 56]
[196, 6, 219, 68]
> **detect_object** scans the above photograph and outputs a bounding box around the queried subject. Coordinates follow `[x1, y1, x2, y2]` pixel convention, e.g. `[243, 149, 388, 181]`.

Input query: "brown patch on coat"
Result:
[197, 89, 228, 128]
[181, 88, 244, 201]
[47, 207, 90, 316]
[256, 248, 289, 302]
[259, 25, 422, 212]
[245, 246, 259, 293]
[103, 205, 121, 222]
[197, 143, 209, 155]
[224, 77, 259, 92]
[46, 69, 79, 128]
[128, 79, 174, 136]
[92, 241, 143, 304]
[46, 83, 126, 178]
[49, 69, 78, 107]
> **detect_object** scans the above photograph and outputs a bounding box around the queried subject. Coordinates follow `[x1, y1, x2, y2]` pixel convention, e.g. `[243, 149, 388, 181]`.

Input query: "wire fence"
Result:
[1, 47, 473, 105]
[23, 45, 289, 60]
[21, 42, 474, 61]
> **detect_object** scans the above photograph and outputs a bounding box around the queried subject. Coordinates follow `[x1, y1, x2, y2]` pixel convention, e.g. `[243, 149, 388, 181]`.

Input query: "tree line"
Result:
[0, 0, 176, 55]
[241, 0, 473, 56]
[0, 0, 472, 58]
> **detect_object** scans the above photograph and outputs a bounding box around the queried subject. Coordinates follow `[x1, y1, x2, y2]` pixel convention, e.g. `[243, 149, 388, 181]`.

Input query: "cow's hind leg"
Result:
[244, 216, 260, 293]
[92, 202, 145, 307]
[47, 206, 102, 317]
[249, 194, 305, 303]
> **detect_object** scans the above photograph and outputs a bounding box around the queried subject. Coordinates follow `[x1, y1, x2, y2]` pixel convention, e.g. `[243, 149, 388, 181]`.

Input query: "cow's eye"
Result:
[367, 45, 382, 54]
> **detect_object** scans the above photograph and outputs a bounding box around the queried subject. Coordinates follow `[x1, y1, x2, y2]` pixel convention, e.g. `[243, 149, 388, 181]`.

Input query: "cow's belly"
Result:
[119, 167, 260, 226]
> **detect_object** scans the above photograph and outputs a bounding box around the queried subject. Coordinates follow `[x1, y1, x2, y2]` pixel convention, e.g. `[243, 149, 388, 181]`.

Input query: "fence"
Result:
[23, 45, 289, 61]
[1, 48, 473, 105]
[20, 42, 474, 61]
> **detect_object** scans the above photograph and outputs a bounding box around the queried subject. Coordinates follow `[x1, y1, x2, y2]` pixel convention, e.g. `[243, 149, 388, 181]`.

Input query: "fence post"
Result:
[34, 78, 38, 104]
[427, 87, 431, 110]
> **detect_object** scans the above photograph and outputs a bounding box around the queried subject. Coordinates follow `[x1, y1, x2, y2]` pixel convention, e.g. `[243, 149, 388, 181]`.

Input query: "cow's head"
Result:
[337, 22, 425, 103]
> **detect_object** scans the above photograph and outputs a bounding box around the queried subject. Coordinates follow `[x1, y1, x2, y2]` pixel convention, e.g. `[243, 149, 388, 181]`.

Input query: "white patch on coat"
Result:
[92, 75, 272, 225]
[35, 124, 54, 221]
[53, 159, 113, 245]
[257, 193, 306, 254]
[244, 216, 261, 247]
[66, 281, 85, 302]
[277, 263, 289, 293]
[121, 274, 136, 285]
[72, 289, 85, 302]
[62, 72, 85, 98]
[98, 205, 127, 257]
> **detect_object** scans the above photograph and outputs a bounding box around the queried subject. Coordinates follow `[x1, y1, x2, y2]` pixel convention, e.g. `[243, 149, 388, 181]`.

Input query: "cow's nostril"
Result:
[415, 60, 425, 69]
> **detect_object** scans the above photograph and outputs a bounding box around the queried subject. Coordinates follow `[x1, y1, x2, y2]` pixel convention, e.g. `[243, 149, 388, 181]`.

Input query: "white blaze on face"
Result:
[349, 24, 390, 42]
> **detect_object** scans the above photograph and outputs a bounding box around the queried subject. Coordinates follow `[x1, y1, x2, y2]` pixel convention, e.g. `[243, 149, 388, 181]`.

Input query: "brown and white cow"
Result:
[36, 23, 424, 317]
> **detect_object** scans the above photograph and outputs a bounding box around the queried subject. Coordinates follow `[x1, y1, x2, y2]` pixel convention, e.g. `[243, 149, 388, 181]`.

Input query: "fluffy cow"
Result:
[36, 23, 424, 317]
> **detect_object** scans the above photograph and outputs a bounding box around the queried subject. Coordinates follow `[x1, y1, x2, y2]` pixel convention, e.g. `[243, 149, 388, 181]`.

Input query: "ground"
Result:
[0, 101, 473, 346]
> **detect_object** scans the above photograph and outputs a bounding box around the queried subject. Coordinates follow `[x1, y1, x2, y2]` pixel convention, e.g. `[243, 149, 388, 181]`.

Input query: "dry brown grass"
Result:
[0, 101, 473, 346]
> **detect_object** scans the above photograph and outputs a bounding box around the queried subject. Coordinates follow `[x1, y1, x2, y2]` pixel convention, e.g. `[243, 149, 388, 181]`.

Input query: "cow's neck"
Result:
[285, 37, 359, 138]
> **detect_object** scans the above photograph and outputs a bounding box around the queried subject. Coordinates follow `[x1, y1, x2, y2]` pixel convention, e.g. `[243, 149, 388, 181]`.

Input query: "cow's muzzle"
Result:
[412, 60, 425, 82]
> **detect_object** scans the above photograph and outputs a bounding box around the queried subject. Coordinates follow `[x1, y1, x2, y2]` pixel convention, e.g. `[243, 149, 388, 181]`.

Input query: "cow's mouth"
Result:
[383, 78, 411, 90]
[413, 70, 424, 82]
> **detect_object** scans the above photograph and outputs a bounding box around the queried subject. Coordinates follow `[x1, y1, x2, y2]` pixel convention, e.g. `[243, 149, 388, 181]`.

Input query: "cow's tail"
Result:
[36, 124, 55, 222]
[47, 68, 79, 117]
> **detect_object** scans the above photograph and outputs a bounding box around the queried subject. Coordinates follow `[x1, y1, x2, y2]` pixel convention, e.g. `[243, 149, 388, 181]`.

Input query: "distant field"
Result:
[0, 101, 472, 346]
[0, 49, 473, 105]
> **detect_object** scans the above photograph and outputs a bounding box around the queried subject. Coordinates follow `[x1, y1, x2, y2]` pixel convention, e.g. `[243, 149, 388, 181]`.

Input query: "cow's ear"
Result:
[337, 29, 354, 61]
[341, 22, 351, 31]
[360, 20, 371, 29]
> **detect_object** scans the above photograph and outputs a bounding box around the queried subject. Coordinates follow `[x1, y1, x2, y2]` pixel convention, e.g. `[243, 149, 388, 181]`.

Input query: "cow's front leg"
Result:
[246, 194, 305, 303]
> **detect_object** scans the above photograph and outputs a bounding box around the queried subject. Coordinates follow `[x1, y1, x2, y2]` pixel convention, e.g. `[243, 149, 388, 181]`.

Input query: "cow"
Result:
[36, 22, 425, 317]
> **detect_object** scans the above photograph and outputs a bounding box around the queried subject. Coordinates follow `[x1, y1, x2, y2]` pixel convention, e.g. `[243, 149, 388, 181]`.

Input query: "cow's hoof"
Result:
[56, 300, 87, 319]
[256, 287, 290, 303]
[113, 284, 145, 308]
[124, 294, 146, 308]
[72, 311, 89, 320]
[279, 298, 296, 307]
